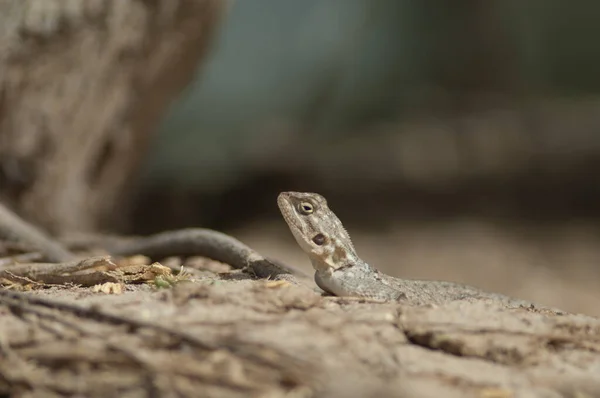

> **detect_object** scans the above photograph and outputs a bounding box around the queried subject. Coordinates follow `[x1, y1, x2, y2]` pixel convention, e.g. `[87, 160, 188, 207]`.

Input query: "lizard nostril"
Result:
[312, 233, 326, 246]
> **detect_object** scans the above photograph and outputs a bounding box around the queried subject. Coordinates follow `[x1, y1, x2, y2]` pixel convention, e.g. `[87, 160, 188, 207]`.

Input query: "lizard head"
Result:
[277, 191, 358, 272]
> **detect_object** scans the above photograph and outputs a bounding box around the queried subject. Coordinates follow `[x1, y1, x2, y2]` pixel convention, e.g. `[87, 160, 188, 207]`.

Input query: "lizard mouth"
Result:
[277, 192, 301, 230]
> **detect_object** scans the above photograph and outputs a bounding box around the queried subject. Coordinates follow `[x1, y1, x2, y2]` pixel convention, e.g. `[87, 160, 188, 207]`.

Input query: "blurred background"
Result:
[138, 0, 600, 315]
[2, 0, 600, 315]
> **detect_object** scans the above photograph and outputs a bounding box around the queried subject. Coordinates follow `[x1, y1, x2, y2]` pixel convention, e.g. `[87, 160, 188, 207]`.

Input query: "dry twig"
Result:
[0, 203, 75, 262]
[0, 256, 113, 280]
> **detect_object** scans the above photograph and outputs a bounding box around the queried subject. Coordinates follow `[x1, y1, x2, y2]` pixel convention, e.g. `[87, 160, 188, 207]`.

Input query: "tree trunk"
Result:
[0, 0, 227, 234]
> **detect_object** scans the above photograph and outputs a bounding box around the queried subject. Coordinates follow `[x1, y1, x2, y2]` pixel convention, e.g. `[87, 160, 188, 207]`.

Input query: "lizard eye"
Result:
[312, 233, 326, 245]
[298, 202, 314, 215]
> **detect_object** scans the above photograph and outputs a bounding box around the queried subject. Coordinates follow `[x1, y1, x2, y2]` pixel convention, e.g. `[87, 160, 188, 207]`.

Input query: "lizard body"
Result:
[277, 191, 545, 307]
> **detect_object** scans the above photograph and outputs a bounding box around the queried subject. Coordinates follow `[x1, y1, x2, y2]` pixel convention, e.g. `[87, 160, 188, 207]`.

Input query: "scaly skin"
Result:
[277, 191, 555, 308]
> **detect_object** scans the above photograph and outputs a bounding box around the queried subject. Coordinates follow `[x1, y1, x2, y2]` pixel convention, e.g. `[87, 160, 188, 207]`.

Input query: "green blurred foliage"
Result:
[146, 0, 600, 186]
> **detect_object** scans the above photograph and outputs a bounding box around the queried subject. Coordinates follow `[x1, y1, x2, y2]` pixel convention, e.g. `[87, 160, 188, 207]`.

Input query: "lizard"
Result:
[277, 191, 556, 308]
[0, 191, 559, 310]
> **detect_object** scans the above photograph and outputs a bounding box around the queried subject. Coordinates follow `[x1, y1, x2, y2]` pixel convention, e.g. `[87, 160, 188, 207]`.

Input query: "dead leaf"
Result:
[264, 280, 291, 289]
[92, 282, 124, 294]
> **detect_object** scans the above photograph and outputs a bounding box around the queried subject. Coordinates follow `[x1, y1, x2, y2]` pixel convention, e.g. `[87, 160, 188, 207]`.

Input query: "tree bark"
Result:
[0, 0, 227, 234]
[1, 282, 599, 397]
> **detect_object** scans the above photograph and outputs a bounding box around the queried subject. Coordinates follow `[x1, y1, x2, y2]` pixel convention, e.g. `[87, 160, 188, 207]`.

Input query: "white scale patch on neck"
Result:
[318, 236, 357, 270]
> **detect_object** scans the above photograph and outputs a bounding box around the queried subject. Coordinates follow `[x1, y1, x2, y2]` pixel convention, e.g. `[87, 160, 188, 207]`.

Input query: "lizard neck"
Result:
[313, 257, 379, 298]
[307, 237, 363, 273]
[310, 252, 370, 274]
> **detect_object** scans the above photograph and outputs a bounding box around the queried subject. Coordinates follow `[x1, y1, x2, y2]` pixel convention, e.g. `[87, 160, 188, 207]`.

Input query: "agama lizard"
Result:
[277, 191, 552, 308]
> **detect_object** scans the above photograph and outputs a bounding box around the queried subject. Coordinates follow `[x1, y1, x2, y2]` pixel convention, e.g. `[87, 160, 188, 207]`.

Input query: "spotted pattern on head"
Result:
[277, 191, 359, 272]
